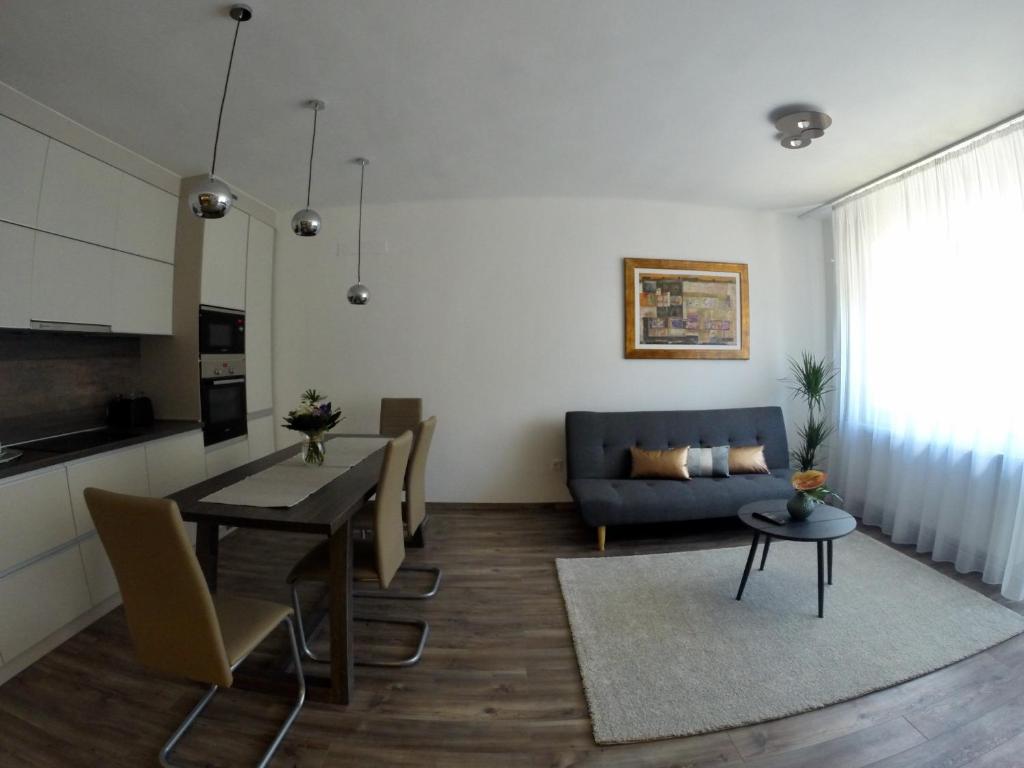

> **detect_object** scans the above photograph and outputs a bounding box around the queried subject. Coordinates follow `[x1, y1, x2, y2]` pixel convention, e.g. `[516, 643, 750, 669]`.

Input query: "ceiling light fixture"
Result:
[189, 4, 252, 219]
[775, 110, 832, 150]
[291, 99, 325, 237]
[347, 158, 371, 306]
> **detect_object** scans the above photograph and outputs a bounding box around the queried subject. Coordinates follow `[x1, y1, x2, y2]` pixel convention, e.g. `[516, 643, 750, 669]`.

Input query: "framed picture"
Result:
[624, 258, 749, 359]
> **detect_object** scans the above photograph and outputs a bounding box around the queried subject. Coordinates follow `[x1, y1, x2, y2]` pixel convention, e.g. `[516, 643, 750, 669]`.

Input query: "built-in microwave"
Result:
[199, 306, 245, 355]
[200, 355, 247, 446]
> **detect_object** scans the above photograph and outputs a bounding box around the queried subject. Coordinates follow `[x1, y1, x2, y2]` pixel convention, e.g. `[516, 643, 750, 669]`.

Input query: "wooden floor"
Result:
[1, 506, 1023, 768]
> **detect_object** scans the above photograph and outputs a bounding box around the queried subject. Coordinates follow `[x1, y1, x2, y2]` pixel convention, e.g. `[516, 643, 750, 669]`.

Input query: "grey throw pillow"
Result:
[687, 446, 731, 477]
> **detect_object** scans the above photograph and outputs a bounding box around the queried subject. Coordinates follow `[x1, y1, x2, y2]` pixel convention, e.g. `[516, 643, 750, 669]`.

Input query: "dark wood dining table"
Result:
[168, 435, 386, 705]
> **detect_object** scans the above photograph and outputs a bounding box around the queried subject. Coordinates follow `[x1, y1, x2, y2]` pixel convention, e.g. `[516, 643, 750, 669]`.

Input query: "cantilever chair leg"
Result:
[159, 617, 306, 768]
[353, 616, 430, 668]
[353, 565, 442, 600]
[292, 585, 430, 667]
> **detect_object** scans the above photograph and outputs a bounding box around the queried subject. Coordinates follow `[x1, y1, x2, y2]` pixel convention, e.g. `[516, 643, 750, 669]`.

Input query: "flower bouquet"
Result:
[787, 470, 843, 520]
[282, 389, 343, 466]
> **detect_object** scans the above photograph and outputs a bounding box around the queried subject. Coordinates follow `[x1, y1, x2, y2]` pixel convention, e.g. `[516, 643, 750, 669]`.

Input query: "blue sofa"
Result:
[565, 407, 793, 549]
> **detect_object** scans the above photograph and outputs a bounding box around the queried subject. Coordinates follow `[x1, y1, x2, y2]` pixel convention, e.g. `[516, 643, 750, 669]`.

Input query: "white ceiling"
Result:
[2, 0, 1023, 212]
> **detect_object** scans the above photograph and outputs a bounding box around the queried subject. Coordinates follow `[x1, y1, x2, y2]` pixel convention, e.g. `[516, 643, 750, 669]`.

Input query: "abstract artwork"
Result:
[624, 258, 749, 359]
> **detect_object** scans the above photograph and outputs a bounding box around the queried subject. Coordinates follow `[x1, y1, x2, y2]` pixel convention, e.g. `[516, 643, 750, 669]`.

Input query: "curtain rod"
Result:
[798, 108, 1024, 219]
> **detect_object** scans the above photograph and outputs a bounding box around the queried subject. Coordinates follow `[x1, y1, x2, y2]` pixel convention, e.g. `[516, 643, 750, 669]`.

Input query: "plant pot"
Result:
[302, 432, 326, 466]
[786, 491, 816, 521]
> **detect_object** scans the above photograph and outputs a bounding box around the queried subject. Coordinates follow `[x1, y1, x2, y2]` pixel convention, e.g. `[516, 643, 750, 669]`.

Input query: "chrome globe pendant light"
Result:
[291, 100, 325, 236]
[189, 4, 252, 219]
[347, 158, 371, 305]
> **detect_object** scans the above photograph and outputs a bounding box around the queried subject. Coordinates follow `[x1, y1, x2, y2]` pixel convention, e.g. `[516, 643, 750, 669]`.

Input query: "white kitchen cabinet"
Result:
[110, 252, 173, 335]
[205, 437, 250, 478]
[245, 217, 274, 412]
[0, 546, 92, 662]
[146, 430, 206, 497]
[31, 232, 112, 327]
[0, 115, 48, 228]
[0, 467, 76, 574]
[114, 173, 177, 264]
[66, 445, 150, 536]
[78, 534, 120, 605]
[36, 140, 121, 247]
[247, 414, 276, 460]
[201, 209, 248, 310]
[0, 222, 35, 328]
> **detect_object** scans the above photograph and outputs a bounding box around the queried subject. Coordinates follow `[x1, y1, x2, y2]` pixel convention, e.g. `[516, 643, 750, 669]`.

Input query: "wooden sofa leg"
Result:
[597, 526, 606, 552]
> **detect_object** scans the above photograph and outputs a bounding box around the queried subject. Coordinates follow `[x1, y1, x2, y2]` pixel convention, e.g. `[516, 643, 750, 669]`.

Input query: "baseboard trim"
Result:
[427, 502, 574, 512]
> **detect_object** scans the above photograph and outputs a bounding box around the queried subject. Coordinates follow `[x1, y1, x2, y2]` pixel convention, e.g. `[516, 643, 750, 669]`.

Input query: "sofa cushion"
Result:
[569, 469, 793, 527]
[566, 407, 789, 480]
[630, 445, 690, 480]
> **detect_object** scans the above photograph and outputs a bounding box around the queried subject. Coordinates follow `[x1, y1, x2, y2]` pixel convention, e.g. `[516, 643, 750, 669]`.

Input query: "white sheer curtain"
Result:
[832, 121, 1024, 600]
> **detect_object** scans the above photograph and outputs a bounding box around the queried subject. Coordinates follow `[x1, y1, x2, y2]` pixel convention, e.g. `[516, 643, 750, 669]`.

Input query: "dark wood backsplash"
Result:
[0, 331, 143, 444]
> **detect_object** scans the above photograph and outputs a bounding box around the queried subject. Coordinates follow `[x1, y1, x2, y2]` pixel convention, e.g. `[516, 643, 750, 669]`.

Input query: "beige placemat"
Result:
[200, 435, 390, 508]
[200, 463, 350, 508]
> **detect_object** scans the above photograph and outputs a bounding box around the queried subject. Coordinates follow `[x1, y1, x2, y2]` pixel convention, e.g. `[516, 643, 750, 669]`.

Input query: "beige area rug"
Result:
[556, 532, 1024, 745]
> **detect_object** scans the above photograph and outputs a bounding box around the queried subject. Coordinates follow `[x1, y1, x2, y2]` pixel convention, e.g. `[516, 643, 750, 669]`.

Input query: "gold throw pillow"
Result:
[630, 446, 690, 480]
[728, 445, 770, 474]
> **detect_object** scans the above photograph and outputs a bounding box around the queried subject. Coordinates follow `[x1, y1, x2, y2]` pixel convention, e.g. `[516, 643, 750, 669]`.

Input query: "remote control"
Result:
[752, 510, 789, 525]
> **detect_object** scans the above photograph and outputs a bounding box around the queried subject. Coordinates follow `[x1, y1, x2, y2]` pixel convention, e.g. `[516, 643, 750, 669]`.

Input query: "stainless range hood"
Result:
[29, 320, 113, 333]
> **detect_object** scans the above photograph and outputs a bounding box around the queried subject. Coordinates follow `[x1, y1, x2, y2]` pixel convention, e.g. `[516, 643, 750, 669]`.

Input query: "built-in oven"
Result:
[199, 306, 245, 355]
[199, 355, 247, 446]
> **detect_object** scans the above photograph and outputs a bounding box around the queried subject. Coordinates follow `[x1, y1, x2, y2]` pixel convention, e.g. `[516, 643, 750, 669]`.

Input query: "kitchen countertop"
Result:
[0, 420, 202, 482]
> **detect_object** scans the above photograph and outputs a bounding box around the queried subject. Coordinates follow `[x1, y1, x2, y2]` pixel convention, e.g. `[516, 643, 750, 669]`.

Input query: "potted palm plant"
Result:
[783, 352, 842, 519]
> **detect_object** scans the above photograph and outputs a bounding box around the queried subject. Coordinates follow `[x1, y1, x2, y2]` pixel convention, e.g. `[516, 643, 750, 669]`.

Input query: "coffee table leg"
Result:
[827, 539, 833, 585]
[736, 532, 761, 601]
[759, 536, 771, 571]
[817, 540, 825, 618]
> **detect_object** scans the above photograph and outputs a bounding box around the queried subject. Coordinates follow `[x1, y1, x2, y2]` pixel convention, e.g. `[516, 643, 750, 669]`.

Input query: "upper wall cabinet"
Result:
[36, 141, 121, 248]
[201, 209, 249, 311]
[114, 174, 177, 264]
[245, 217, 274, 413]
[111, 252, 173, 335]
[0, 222, 34, 329]
[0, 115, 48, 228]
[31, 233, 112, 327]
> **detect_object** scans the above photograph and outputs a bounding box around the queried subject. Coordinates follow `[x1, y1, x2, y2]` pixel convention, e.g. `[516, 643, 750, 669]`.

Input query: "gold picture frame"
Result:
[624, 258, 750, 360]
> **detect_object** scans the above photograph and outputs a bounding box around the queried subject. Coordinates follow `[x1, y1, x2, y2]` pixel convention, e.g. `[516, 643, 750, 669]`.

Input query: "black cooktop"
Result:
[23, 428, 145, 455]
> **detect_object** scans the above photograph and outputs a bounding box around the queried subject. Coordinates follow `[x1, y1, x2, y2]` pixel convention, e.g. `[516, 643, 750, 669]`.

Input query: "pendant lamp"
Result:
[189, 4, 252, 219]
[291, 99, 325, 236]
[347, 158, 371, 305]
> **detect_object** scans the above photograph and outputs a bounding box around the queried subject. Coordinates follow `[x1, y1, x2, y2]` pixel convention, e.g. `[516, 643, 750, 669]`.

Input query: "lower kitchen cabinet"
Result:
[247, 414, 276, 460]
[0, 546, 92, 662]
[79, 534, 119, 605]
[205, 437, 250, 478]
[66, 445, 150, 536]
[0, 466, 76, 574]
[146, 431, 207, 497]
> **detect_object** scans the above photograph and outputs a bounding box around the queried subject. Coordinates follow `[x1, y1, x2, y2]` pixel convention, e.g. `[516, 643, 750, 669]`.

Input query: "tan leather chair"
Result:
[355, 415, 441, 600]
[288, 430, 429, 667]
[379, 397, 422, 437]
[83, 488, 305, 768]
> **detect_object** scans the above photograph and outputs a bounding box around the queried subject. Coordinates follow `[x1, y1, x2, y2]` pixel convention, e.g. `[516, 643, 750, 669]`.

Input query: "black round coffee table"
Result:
[736, 499, 856, 618]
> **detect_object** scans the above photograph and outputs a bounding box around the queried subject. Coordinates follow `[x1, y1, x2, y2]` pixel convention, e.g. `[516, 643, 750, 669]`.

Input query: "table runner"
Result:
[200, 436, 389, 508]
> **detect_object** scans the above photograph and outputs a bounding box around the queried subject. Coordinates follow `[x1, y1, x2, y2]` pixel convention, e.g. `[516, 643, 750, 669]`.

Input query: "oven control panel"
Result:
[200, 354, 246, 379]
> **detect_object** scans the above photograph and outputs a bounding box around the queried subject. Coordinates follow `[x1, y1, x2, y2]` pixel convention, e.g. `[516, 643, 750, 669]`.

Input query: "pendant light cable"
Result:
[210, 15, 243, 178]
[357, 160, 366, 282]
[305, 106, 318, 208]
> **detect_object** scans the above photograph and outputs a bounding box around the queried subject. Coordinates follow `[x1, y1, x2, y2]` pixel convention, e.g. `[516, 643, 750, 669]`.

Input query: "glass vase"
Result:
[302, 431, 326, 466]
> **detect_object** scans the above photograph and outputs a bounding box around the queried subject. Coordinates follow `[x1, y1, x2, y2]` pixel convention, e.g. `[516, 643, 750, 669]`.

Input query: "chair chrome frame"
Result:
[353, 564, 442, 600]
[291, 586, 430, 667]
[159, 617, 306, 768]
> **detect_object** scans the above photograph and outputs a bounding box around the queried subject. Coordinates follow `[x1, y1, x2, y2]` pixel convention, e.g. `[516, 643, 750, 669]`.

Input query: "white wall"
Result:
[273, 198, 828, 503]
